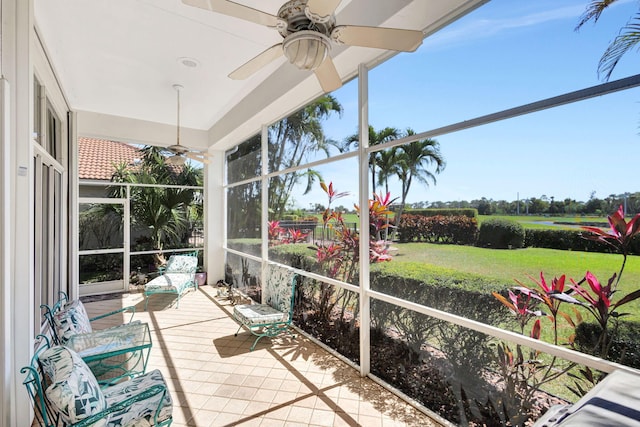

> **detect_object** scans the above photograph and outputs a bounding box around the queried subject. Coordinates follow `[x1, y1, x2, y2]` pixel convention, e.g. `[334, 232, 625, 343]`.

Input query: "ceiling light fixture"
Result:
[282, 31, 330, 71]
[178, 57, 200, 68]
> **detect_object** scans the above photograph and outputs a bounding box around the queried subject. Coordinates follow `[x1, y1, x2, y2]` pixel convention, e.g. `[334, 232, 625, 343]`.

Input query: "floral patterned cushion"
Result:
[264, 264, 296, 314]
[233, 304, 289, 326]
[38, 345, 107, 427]
[103, 369, 173, 426]
[39, 346, 173, 427]
[164, 255, 197, 274]
[53, 299, 93, 344]
[145, 273, 195, 294]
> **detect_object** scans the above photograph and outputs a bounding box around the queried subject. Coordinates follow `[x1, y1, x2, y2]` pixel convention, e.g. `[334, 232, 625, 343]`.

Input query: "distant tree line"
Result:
[404, 191, 640, 216]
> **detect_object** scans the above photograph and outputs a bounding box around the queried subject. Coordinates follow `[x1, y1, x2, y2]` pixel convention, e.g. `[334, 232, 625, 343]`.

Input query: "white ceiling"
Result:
[34, 0, 486, 150]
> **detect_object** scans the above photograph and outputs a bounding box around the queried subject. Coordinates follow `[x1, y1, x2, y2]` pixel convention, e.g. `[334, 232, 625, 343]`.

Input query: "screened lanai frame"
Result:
[77, 180, 205, 296]
[224, 63, 640, 421]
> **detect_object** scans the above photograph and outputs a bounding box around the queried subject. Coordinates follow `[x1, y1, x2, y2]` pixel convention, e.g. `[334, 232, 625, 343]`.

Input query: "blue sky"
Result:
[291, 0, 640, 210]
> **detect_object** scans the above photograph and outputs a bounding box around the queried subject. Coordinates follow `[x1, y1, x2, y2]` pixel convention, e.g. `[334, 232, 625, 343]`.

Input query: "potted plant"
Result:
[195, 266, 207, 287]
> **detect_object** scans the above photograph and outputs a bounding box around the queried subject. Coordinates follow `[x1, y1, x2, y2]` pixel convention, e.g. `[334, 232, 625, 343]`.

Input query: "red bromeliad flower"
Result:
[492, 289, 542, 334]
[582, 205, 640, 256]
[320, 181, 349, 206]
[570, 271, 613, 327]
[268, 220, 284, 244]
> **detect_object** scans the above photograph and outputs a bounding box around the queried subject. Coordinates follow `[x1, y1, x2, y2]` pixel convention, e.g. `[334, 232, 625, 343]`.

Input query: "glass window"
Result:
[224, 253, 262, 302]
[226, 134, 261, 184]
[227, 181, 262, 257]
[267, 81, 356, 173]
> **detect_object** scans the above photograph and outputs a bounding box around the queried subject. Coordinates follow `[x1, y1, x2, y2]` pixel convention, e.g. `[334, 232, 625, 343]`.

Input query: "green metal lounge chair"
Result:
[144, 254, 198, 310]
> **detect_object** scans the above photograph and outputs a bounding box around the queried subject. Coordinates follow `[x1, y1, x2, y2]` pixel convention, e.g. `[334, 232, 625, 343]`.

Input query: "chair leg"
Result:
[250, 335, 264, 351]
[234, 324, 243, 337]
[144, 294, 149, 311]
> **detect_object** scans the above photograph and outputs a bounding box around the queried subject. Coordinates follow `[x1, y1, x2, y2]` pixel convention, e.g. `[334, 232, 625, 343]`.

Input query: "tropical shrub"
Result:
[477, 218, 525, 249]
[524, 228, 640, 254]
[574, 321, 640, 369]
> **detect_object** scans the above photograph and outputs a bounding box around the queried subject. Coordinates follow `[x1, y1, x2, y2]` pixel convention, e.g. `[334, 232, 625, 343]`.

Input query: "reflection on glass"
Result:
[293, 276, 360, 363]
[267, 92, 347, 174]
[226, 134, 261, 184]
[370, 300, 588, 426]
[79, 253, 124, 284]
[225, 254, 261, 302]
[79, 203, 124, 250]
[227, 181, 261, 257]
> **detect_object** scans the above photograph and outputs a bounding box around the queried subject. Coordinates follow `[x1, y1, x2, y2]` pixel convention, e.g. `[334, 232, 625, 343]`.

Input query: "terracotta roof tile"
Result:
[78, 137, 142, 180]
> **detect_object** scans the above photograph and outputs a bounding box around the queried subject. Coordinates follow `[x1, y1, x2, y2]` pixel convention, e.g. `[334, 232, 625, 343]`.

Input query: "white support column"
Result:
[1, 0, 34, 425]
[358, 63, 371, 378]
[206, 150, 225, 283]
[261, 125, 268, 303]
[0, 77, 13, 427]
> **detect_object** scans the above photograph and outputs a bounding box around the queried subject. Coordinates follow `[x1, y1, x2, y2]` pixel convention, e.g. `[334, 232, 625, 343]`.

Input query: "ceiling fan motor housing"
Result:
[278, 0, 335, 71]
[277, 0, 335, 37]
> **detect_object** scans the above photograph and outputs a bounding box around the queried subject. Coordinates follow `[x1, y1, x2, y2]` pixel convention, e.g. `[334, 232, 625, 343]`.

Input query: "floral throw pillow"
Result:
[53, 299, 93, 344]
[165, 255, 198, 274]
[39, 346, 107, 427]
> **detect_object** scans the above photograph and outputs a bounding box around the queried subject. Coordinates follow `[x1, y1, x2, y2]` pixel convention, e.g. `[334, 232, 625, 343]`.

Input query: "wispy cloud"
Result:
[421, 3, 588, 52]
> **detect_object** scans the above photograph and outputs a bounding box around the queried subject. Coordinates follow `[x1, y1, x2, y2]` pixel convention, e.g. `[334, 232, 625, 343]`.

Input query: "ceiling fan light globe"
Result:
[166, 155, 186, 166]
[283, 31, 330, 71]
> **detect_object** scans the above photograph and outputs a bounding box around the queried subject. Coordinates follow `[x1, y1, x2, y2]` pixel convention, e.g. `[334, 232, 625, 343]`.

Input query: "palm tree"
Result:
[376, 148, 400, 194]
[110, 147, 203, 264]
[344, 126, 399, 194]
[268, 94, 343, 218]
[576, 1, 640, 80]
[392, 129, 445, 225]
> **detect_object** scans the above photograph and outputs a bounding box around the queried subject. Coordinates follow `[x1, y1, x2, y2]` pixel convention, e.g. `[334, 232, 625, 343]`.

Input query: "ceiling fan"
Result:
[182, 0, 425, 92]
[165, 84, 210, 165]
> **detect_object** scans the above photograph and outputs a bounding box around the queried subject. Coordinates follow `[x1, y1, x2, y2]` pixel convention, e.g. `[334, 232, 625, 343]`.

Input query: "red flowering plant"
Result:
[581, 205, 640, 289]
[568, 205, 640, 357]
[492, 205, 640, 407]
[268, 220, 284, 246]
[308, 182, 395, 322]
[282, 228, 309, 244]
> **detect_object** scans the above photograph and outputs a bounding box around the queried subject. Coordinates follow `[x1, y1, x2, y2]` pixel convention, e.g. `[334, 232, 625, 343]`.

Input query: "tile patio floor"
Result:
[84, 285, 445, 427]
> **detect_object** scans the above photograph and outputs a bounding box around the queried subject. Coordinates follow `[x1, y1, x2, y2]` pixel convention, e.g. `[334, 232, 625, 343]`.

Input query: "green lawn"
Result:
[392, 242, 640, 320]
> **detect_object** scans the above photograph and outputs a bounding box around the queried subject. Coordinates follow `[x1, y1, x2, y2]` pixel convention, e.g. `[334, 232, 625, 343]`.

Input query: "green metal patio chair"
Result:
[42, 293, 150, 385]
[233, 265, 297, 351]
[21, 335, 173, 427]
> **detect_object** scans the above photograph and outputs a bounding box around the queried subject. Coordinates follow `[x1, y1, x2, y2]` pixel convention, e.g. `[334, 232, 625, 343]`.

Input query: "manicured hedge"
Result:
[396, 214, 478, 244]
[370, 262, 510, 325]
[403, 208, 478, 219]
[524, 229, 640, 255]
[477, 218, 525, 249]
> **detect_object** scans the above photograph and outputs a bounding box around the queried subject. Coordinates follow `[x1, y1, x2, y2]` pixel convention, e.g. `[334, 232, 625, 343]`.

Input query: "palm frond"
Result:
[575, 0, 619, 30]
[598, 19, 640, 80]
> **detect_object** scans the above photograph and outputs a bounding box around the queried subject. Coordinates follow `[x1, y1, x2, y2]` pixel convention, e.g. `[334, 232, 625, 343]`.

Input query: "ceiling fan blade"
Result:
[332, 25, 424, 52]
[229, 44, 284, 80]
[305, 0, 342, 21]
[186, 152, 210, 164]
[182, 0, 282, 28]
[314, 56, 342, 93]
